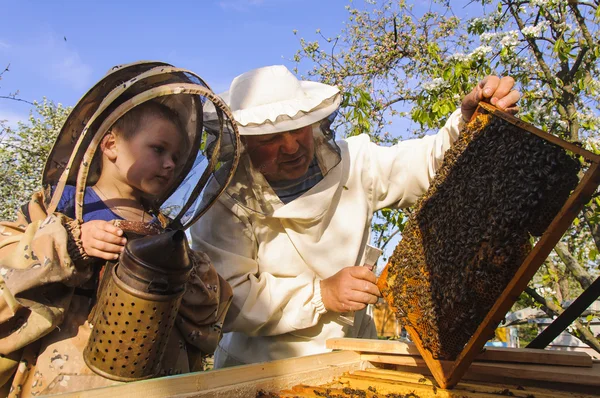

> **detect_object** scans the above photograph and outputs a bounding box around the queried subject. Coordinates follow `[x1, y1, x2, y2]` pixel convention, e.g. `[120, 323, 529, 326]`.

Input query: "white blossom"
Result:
[521, 21, 550, 37]
[469, 15, 497, 30]
[529, 0, 568, 8]
[421, 78, 449, 92]
[530, 0, 548, 6]
[469, 45, 493, 59]
[480, 32, 498, 43]
[448, 52, 470, 62]
[500, 31, 519, 48]
[530, 0, 569, 7]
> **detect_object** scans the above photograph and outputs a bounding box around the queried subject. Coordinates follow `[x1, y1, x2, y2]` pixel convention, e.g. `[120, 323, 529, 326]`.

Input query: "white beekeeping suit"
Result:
[191, 65, 464, 367]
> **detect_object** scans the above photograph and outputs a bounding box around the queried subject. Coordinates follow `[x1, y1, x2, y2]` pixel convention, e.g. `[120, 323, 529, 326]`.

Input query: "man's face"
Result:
[244, 124, 315, 182]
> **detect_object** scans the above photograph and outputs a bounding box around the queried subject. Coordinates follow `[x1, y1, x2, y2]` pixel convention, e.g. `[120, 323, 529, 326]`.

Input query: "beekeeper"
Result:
[190, 65, 519, 368]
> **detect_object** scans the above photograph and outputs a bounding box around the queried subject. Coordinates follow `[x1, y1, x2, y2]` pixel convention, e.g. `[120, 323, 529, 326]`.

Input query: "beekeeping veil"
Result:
[43, 61, 240, 229]
[205, 65, 342, 215]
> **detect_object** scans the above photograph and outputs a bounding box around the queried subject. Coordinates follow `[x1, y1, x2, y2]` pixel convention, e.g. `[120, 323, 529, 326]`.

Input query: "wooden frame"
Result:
[326, 338, 594, 368]
[52, 347, 600, 397]
[53, 351, 364, 397]
[377, 102, 600, 388]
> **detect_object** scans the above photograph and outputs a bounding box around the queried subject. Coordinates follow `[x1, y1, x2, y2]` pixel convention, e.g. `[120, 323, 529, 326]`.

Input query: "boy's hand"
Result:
[81, 220, 127, 260]
[320, 266, 381, 313]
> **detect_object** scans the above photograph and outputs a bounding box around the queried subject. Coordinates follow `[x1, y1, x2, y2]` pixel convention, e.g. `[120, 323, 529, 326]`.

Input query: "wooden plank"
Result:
[327, 337, 419, 355]
[53, 350, 363, 398]
[51, 350, 600, 397]
[280, 368, 599, 398]
[361, 353, 432, 367]
[448, 161, 600, 388]
[354, 368, 437, 386]
[357, 368, 587, 398]
[327, 338, 593, 367]
[338, 374, 465, 397]
[476, 346, 593, 367]
[290, 385, 384, 398]
[361, 353, 600, 387]
[468, 361, 600, 388]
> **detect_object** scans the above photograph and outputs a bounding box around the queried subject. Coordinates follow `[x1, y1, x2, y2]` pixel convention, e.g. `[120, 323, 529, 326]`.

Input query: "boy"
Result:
[59, 100, 187, 260]
[0, 62, 236, 397]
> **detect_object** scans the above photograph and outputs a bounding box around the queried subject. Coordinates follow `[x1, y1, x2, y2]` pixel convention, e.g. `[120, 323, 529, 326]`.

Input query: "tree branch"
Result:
[380, 96, 417, 109]
[568, 2, 597, 50]
[0, 63, 9, 79]
[525, 287, 600, 353]
[0, 96, 35, 106]
[380, 227, 401, 252]
[506, 2, 567, 119]
[569, 47, 589, 81]
[554, 242, 594, 289]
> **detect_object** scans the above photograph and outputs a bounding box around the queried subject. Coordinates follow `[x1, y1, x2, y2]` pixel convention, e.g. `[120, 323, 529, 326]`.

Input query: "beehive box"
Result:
[377, 102, 600, 388]
[51, 348, 600, 397]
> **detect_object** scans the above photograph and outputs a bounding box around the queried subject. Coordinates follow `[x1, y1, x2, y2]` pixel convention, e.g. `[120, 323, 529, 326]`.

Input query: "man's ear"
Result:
[100, 132, 118, 161]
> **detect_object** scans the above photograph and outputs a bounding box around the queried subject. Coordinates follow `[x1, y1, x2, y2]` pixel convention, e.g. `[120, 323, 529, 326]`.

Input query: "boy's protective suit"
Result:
[0, 61, 239, 396]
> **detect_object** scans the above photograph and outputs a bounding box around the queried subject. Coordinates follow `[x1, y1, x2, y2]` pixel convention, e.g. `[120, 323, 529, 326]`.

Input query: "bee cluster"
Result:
[383, 112, 580, 360]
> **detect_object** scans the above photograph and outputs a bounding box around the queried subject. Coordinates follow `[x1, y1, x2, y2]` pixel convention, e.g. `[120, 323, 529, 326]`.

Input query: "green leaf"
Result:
[455, 63, 463, 76]
[590, 249, 597, 261]
[586, 314, 595, 323]
[440, 102, 451, 115]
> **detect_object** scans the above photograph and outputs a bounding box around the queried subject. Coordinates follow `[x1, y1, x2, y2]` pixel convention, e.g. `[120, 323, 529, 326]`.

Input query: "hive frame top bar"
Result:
[378, 102, 600, 389]
[477, 102, 600, 164]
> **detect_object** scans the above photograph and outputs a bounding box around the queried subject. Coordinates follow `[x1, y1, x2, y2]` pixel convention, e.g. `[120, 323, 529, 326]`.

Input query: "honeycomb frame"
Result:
[377, 102, 600, 389]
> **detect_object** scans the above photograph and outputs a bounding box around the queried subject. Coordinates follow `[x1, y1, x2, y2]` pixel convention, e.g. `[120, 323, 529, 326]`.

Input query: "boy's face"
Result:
[113, 114, 183, 197]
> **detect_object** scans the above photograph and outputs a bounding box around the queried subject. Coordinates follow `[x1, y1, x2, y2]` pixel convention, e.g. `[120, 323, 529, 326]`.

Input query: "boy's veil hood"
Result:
[44, 61, 241, 229]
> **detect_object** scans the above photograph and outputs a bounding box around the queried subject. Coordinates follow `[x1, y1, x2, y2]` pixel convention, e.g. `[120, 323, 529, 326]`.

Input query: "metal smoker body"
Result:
[84, 230, 192, 381]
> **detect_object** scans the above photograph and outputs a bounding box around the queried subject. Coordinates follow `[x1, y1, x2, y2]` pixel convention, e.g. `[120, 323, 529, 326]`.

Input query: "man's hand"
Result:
[461, 76, 520, 122]
[320, 266, 381, 313]
[81, 220, 126, 260]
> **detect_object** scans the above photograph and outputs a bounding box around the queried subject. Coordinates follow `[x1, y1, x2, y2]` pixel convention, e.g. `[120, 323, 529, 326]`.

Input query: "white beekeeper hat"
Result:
[220, 65, 341, 135]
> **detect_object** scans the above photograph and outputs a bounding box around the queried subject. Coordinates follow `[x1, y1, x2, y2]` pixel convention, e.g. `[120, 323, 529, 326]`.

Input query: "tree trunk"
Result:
[554, 242, 594, 289]
[545, 261, 567, 304]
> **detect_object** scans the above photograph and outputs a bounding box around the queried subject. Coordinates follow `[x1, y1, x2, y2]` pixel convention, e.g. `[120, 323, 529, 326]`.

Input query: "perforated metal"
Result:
[83, 266, 183, 381]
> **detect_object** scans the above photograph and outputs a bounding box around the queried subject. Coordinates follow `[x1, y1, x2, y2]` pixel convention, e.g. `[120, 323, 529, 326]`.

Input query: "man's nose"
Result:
[280, 132, 299, 154]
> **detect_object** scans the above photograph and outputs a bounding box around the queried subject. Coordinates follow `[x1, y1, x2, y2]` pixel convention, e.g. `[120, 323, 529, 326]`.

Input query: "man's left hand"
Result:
[461, 76, 520, 123]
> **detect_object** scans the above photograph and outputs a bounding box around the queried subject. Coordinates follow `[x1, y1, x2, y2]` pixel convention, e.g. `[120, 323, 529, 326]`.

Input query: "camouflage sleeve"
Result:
[175, 250, 233, 356]
[0, 192, 96, 357]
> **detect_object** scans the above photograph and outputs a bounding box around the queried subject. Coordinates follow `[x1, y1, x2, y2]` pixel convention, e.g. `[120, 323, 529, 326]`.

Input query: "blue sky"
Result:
[0, 0, 470, 269]
[0, 0, 351, 126]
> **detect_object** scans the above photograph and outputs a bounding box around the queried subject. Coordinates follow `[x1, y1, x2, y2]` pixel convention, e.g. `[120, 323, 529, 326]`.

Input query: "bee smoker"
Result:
[83, 229, 192, 381]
